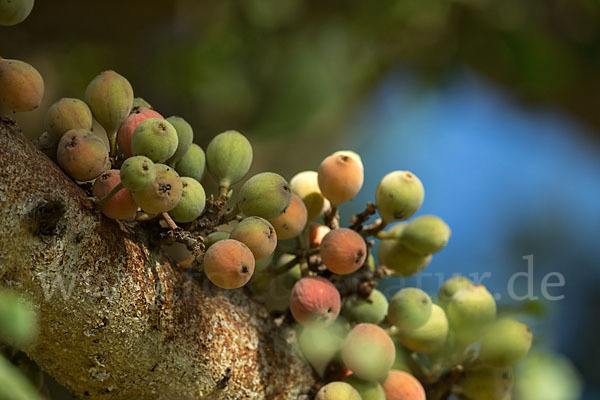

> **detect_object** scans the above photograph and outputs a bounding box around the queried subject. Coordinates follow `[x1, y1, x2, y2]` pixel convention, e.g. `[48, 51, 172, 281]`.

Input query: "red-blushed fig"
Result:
[269, 193, 308, 240]
[168, 177, 206, 223]
[387, 288, 432, 331]
[315, 382, 361, 400]
[0, 58, 44, 112]
[318, 151, 364, 205]
[44, 98, 93, 141]
[132, 164, 183, 214]
[120, 155, 156, 192]
[457, 365, 513, 400]
[400, 215, 451, 255]
[320, 228, 367, 275]
[342, 288, 389, 325]
[375, 170, 424, 222]
[290, 170, 330, 221]
[175, 143, 205, 182]
[203, 239, 255, 289]
[165, 116, 193, 166]
[341, 323, 395, 381]
[116, 106, 163, 157]
[131, 118, 178, 163]
[479, 319, 532, 367]
[394, 304, 448, 354]
[238, 172, 292, 220]
[0, 0, 34, 26]
[206, 130, 253, 189]
[92, 170, 137, 220]
[382, 370, 426, 400]
[289, 276, 341, 326]
[344, 375, 386, 400]
[438, 276, 474, 309]
[309, 224, 331, 248]
[56, 129, 108, 181]
[230, 216, 277, 261]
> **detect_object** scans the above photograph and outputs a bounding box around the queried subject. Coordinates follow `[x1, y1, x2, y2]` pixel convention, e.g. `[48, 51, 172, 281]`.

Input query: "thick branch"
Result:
[0, 119, 316, 399]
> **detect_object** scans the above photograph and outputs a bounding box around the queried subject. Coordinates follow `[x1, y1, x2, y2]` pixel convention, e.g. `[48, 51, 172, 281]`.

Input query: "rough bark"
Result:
[0, 118, 317, 399]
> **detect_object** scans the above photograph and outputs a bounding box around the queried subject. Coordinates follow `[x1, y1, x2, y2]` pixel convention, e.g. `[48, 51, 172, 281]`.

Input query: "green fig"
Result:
[458, 365, 513, 400]
[206, 130, 253, 189]
[395, 304, 448, 354]
[378, 233, 432, 277]
[168, 177, 206, 223]
[290, 170, 330, 221]
[175, 143, 206, 182]
[57, 128, 108, 181]
[45, 98, 93, 141]
[438, 276, 474, 309]
[375, 171, 424, 222]
[205, 231, 230, 248]
[480, 319, 532, 367]
[132, 164, 183, 214]
[344, 375, 386, 400]
[0, 0, 34, 26]
[119, 155, 156, 192]
[230, 216, 277, 260]
[342, 323, 396, 382]
[400, 215, 450, 255]
[238, 172, 292, 220]
[132, 97, 152, 109]
[131, 118, 178, 163]
[166, 116, 193, 166]
[315, 382, 361, 400]
[388, 288, 432, 331]
[447, 285, 497, 342]
[342, 289, 389, 325]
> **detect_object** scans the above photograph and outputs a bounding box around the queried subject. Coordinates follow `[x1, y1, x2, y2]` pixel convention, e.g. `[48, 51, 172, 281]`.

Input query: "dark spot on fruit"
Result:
[341, 155, 349, 162]
[283, 185, 290, 192]
[327, 307, 332, 313]
[393, 211, 405, 219]
[267, 227, 274, 239]
[241, 265, 249, 273]
[355, 249, 364, 263]
[182, 182, 188, 188]
[158, 183, 171, 193]
[142, 164, 149, 171]
[159, 123, 167, 131]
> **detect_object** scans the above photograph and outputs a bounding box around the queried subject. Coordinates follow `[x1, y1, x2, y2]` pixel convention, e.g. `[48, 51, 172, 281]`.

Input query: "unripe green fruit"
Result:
[457, 365, 513, 400]
[91, 118, 110, 150]
[269, 193, 308, 240]
[131, 118, 179, 163]
[378, 236, 431, 277]
[254, 253, 273, 272]
[132, 97, 152, 109]
[395, 304, 448, 354]
[0, 0, 34, 26]
[92, 170, 138, 220]
[165, 116, 193, 166]
[230, 216, 277, 260]
[342, 323, 396, 382]
[480, 319, 532, 367]
[344, 375, 385, 400]
[132, 164, 183, 214]
[400, 215, 450, 255]
[175, 143, 206, 182]
[315, 382, 361, 400]
[44, 98, 93, 141]
[388, 288, 432, 331]
[375, 171, 424, 222]
[290, 170, 330, 221]
[438, 276, 474, 309]
[120, 155, 156, 191]
[117, 106, 163, 157]
[238, 172, 292, 220]
[0, 58, 44, 112]
[382, 370, 426, 400]
[168, 177, 206, 223]
[318, 151, 364, 205]
[85, 70, 133, 135]
[342, 289, 389, 325]
[205, 231, 230, 248]
[203, 239, 255, 289]
[290, 276, 341, 326]
[447, 285, 497, 336]
[260, 256, 301, 312]
[297, 320, 348, 376]
[206, 130, 253, 188]
[57, 129, 108, 181]
[320, 228, 367, 275]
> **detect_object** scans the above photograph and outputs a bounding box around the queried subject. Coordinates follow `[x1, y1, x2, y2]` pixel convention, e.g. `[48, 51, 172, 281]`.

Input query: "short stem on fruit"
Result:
[361, 219, 387, 238]
[375, 230, 397, 240]
[162, 212, 179, 231]
[108, 129, 118, 159]
[96, 183, 123, 207]
[218, 185, 230, 198]
[349, 201, 377, 231]
[324, 205, 339, 229]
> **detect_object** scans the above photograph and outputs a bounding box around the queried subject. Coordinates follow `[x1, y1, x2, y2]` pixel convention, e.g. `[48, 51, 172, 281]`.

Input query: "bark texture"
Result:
[0, 118, 316, 399]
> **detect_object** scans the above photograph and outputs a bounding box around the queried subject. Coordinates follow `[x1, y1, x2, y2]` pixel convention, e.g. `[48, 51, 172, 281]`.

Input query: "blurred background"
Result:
[1, 0, 599, 398]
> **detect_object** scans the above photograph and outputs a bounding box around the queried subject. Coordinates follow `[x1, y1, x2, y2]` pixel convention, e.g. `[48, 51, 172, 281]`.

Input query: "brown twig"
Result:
[323, 205, 339, 229]
[425, 364, 466, 400]
[349, 202, 377, 231]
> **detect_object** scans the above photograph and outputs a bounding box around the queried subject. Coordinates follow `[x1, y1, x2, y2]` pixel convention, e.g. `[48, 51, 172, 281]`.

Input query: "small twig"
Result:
[324, 205, 339, 229]
[361, 219, 388, 238]
[349, 202, 377, 231]
[425, 364, 466, 400]
[162, 212, 179, 231]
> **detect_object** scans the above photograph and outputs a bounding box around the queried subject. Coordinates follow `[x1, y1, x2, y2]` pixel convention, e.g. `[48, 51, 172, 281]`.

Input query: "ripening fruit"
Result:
[290, 170, 330, 221]
[269, 194, 308, 240]
[131, 118, 178, 163]
[203, 239, 255, 289]
[132, 164, 183, 214]
[229, 216, 277, 260]
[238, 172, 292, 220]
[57, 129, 108, 181]
[375, 171, 424, 222]
[479, 319, 533, 367]
[85, 70, 134, 136]
[309, 224, 331, 248]
[341, 323, 395, 382]
[175, 143, 206, 182]
[318, 151, 364, 205]
[205, 231, 230, 248]
[0, 58, 44, 112]
[290, 276, 341, 326]
[120, 155, 156, 192]
[168, 177, 206, 223]
[132, 97, 151, 109]
[116, 106, 163, 157]
[457, 365, 513, 400]
[165, 116, 193, 166]
[388, 288, 432, 331]
[298, 321, 348, 376]
[206, 130, 253, 188]
[45, 98, 93, 141]
[447, 285, 497, 334]
[92, 170, 138, 220]
[342, 289, 389, 325]
[438, 276, 474, 309]
[320, 228, 367, 275]
[344, 375, 386, 400]
[315, 382, 361, 400]
[382, 370, 426, 400]
[0, 0, 34, 26]
[395, 304, 449, 354]
[400, 215, 450, 255]
[378, 228, 431, 277]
